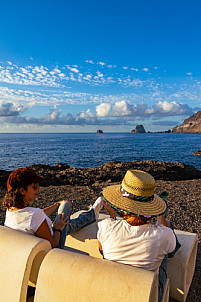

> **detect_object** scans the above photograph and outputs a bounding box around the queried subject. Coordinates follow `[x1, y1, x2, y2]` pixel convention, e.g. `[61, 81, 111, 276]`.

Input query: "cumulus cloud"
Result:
[0, 102, 25, 116]
[96, 103, 111, 117]
[112, 101, 132, 116]
[79, 109, 94, 118]
[97, 100, 195, 119]
[0, 60, 201, 130]
[147, 101, 194, 117]
[0, 100, 198, 128]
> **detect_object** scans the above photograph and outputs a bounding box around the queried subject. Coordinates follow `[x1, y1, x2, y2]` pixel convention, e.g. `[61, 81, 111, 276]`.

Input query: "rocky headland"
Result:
[0, 160, 200, 301]
[172, 110, 201, 133]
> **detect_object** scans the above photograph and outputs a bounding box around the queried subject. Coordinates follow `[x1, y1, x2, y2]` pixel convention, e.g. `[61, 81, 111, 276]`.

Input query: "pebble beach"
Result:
[0, 163, 200, 302]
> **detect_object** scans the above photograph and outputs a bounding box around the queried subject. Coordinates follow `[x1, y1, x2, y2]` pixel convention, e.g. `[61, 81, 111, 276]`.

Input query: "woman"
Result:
[3, 167, 101, 249]
[97, 169, 181, 302]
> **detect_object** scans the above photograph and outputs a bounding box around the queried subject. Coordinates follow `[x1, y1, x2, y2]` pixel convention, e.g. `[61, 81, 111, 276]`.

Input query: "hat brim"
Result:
[102, 185, 167, 217]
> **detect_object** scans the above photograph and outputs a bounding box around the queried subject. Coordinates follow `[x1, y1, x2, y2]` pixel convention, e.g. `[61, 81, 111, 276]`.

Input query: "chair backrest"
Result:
[0, 226, 51, 302]
[65, 212, 108, 258]
[34, 248, 158, 302]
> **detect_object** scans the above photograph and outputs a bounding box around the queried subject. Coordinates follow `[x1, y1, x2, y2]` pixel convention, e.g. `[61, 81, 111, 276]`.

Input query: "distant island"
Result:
[96, 129, 103, 134]
[131, 125, 146, 133]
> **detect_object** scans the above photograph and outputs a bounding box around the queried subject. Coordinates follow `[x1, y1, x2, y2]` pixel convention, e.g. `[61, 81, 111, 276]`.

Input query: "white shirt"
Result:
[98, 218, 176, 271]
[5, 207, 53, 236]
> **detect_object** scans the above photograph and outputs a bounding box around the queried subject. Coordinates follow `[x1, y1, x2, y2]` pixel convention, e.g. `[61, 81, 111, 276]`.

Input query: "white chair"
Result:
[66, 212, 198, 302]
[0, 226, 51, 302]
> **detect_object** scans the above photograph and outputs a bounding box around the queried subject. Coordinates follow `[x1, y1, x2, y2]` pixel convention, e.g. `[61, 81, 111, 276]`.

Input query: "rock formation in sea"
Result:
[96, 130, 103, 134]
[193, 151, 201, 156]
[172, 110, 201, 133]
[131, 125, 146, 133]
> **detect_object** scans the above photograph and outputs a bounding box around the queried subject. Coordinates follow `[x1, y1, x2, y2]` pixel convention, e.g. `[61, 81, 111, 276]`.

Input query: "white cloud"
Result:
[96, 71, 104, 77]
[67, 67, 79, 73]
[142, 68, 149, 72]
[0, 102, 25, 116]
[0, 99, 197, 128]
[79, 109, 94, 118]
[0, 60, 201, 130]
[86, 60, 94, 64]
[112, 100, 132, 116]
[96, 103, 111, 117]
[107, 65, 116, 68]
[97, 62, 106, 66]
[149, 101, 193, 117]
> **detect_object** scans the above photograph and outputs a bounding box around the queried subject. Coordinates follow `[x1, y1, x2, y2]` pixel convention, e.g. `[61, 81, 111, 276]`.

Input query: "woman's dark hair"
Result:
[3, 186, 28, 210]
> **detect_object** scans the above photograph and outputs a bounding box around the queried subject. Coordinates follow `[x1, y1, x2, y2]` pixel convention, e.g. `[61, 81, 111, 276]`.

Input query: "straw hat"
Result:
[102, 170, 167, 217]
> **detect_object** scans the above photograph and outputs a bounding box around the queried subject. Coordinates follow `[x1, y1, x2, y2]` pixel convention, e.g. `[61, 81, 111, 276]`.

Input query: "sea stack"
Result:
[97, 129, 103, 134]
[131, 125, 146, 133]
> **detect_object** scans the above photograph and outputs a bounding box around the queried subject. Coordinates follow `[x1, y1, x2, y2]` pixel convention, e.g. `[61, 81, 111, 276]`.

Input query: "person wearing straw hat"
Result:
[97, 169, 181, 302]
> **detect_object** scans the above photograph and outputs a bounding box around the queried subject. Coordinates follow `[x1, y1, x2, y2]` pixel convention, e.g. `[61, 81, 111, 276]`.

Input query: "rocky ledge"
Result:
[1, 160, 201, 188]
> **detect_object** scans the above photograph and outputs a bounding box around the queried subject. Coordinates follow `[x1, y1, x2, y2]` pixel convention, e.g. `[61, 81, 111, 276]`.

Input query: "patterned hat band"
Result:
[120, 186, 154, 203]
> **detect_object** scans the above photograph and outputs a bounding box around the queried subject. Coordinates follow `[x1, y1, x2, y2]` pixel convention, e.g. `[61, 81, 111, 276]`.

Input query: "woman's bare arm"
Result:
[42, 203, 58, 216]
[35, 219, 60, 248]
[35, 213, 68, 248]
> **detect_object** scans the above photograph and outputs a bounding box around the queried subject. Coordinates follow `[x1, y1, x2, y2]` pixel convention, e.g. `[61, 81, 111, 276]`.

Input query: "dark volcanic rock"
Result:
[193, 151, 201, 156]
[0, 170, 10, 189]
[131, 125, 146, 133]
[1, 160, 201, 188]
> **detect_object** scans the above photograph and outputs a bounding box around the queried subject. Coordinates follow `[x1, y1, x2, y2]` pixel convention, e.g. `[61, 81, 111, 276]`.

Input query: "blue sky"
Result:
[0, 0, 201, 132]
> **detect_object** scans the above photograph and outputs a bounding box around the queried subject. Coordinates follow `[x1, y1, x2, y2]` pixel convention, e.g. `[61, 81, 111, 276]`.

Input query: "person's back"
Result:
[98, 218, 176, 271]
[97, 169, 181, 302]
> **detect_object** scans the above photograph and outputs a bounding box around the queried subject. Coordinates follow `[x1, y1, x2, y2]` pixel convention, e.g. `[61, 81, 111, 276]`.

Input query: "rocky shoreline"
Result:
[0, 160, 200, 301]
[1, 160, 201, 189]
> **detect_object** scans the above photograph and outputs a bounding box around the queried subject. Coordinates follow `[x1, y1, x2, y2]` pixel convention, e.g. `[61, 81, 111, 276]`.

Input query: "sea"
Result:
[0, 132, 201, 171]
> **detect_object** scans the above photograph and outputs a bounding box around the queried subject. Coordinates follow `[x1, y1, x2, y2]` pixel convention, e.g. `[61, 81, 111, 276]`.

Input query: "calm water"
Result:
[0, 133, 201, 171]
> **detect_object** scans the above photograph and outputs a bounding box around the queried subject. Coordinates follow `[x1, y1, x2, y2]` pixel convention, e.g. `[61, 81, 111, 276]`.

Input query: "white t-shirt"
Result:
[5, 207, 53, 236]
[98, 218, 176, 271]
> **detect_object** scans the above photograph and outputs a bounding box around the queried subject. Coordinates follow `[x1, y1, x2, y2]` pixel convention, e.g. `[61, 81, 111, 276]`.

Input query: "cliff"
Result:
[172, 111, 201, 133]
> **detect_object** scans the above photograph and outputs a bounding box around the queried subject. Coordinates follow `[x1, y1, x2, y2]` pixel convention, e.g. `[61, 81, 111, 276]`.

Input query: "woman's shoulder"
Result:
[20, 207, 43, 214]
[13, 207, 46, 219]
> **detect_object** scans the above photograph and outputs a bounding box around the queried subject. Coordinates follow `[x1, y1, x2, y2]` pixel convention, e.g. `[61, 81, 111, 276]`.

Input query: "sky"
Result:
[0, 0, 201, 132]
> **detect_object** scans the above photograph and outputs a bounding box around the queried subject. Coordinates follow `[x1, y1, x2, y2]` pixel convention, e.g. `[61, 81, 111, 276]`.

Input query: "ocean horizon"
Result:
[0, 132, 201, 171]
